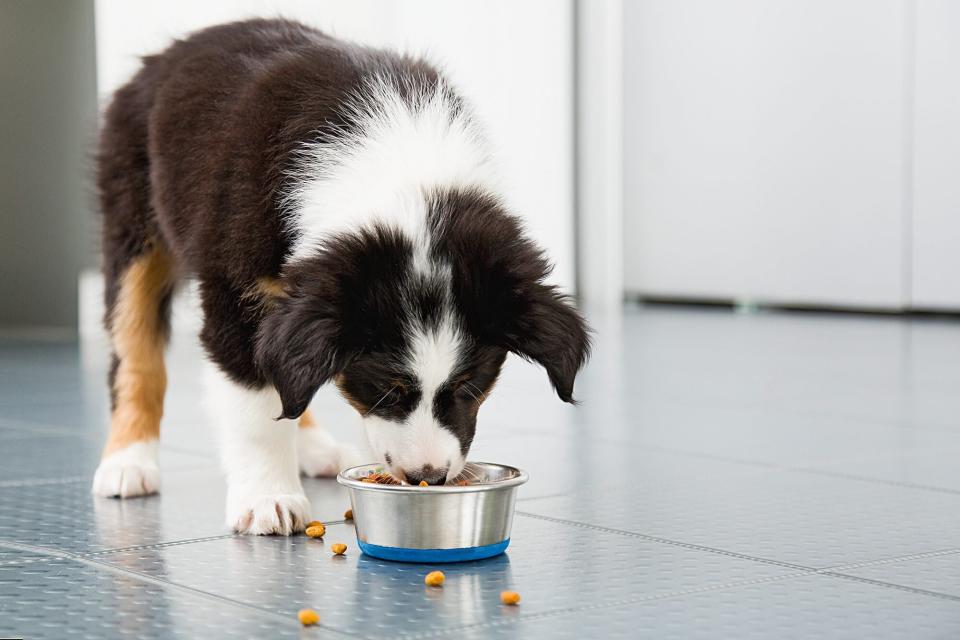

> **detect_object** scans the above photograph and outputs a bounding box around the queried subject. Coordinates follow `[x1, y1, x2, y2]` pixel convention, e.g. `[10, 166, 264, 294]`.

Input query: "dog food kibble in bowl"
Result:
[424, 571, 445, 587]
[337, 462, 528, 562]
[361, 471, 400, 485]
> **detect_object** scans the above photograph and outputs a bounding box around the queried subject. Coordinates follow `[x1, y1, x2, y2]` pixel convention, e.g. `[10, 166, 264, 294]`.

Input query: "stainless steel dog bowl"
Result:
[337, 462, 528, 562]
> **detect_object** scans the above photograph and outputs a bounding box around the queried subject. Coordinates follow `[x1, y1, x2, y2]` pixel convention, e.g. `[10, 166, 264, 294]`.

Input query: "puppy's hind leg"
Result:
[92, 244, 174, 498]
[297, 409, 365, 477]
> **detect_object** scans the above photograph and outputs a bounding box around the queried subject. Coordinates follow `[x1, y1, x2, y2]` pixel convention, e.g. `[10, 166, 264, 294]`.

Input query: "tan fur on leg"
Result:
[103, 245, 174, 456]
[298, 409, 316, 428]
[242, 276, 289, 315]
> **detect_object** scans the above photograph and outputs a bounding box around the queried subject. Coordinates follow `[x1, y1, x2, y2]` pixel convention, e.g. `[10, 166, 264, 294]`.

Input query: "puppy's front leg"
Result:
[205, 365, 309, 535]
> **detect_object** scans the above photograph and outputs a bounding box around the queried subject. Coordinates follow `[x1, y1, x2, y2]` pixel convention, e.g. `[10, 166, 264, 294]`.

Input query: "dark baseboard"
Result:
[628, 294, 960, 320]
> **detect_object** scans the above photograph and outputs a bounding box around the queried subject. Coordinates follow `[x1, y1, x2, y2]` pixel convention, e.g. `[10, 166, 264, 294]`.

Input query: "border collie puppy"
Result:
[92, 19, 590, 535]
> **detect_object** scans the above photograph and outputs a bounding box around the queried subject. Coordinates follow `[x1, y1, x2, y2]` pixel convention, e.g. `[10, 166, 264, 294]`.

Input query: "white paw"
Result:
[298, 427, 366, 477]
[92, 440, 160, 498]
[226, 491, 310, 535]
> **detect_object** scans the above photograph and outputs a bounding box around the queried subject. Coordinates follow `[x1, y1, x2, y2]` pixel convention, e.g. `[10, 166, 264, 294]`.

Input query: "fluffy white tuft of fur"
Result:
[363, 316, 467, 482]
[283, 76, 497, 267]
[408, 315, 463, 393]
[297, 425, 367, 477]
[92, 439, 160, 498]
[203, 364, 309, 535]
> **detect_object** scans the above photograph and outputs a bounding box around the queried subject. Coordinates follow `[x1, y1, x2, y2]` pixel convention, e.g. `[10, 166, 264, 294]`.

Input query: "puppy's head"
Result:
[256, 189, 590, 484]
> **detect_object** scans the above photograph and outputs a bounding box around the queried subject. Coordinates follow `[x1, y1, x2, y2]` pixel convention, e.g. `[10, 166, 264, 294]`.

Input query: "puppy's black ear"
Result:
[506, 283, 591, 403]
[255, 294, 348, 420]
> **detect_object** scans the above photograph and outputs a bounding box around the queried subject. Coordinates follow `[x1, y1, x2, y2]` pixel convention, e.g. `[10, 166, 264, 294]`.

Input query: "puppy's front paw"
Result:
[298, 427, 366, 477]
[92, 441, 160, 498]
[227, 491, 310, 535]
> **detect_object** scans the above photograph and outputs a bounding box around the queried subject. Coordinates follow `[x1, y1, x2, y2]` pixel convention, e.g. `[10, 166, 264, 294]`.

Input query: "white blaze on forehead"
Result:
[408, 317, 463, 395]
[282, 76, 497, 267]
[361, 317, 468, 480]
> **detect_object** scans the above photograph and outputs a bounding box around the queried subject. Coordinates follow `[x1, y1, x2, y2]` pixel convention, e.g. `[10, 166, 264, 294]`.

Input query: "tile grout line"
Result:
[0, 461, 218, 489]
[823, 572, 960, 604]
[823, 547, 960, 572]
[0, 555, 56, 567]
[580, 430, 960, 497]
[516, 512, 960, 602]
[0, 417, 219, 460]
[82, 534, 240, 557]
[82, 520, 350, 558]
[515, 511, 810, 571]
[640, 393, 960, 437]
[0, 476, 89, 488]
[512, 426, 960, 497]
[519, 510, 960, 574]
[2, 518, 351, 560]
[592, 436, 960, 497]
[786, 467, 960, 497]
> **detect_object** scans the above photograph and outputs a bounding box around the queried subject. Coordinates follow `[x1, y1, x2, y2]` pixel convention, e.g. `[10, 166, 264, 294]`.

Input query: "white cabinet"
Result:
[912, 0, 960, 309]
[623, 0, 958, 311]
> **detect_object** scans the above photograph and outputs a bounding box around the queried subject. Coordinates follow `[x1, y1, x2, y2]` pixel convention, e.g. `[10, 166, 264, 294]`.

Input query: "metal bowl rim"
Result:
[336, 462, 528, 493]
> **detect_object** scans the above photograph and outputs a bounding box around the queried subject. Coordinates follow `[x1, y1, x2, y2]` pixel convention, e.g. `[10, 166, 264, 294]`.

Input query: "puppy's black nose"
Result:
[405, 465, 448, 486]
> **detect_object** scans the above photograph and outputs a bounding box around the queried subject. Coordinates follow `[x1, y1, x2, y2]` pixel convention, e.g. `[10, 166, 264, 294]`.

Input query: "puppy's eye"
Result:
[380, 382, 410, 406]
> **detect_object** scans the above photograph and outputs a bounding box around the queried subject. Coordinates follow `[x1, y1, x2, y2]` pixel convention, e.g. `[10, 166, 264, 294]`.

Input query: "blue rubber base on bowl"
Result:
[358, 539, 510, 563]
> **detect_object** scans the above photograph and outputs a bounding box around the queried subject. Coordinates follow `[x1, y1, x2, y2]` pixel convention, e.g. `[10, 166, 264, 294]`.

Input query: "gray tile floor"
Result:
[2, 305, 960, 638]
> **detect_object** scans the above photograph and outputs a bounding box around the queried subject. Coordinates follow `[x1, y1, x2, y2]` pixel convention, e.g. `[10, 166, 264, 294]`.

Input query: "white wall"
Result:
[623, 0, 908, 309]
[94, 0, 575, 290]
[912, 0, 960, 310]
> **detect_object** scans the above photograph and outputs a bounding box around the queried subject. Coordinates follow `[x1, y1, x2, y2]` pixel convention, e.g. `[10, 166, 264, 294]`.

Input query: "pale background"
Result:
[94, 0, 576, 293]
[622, 0, 960, 311]
[2, 0, 959, 334]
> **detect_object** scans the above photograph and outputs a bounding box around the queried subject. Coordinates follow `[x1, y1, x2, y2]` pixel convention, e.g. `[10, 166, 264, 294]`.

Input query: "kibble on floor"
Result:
[2, 307, 960, 639]
[424, 571, 445, 587]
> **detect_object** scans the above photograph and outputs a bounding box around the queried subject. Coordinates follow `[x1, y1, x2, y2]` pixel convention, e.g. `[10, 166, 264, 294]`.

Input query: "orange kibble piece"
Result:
[500, 591, 521, 605]
[305, 524, 325, 538]
[424, 570, 445, 587]
[419, 480, 429, 487]
[297, 608, 320, 626]
[344, 508, 353, 520]
[331, 543, 347, 555]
